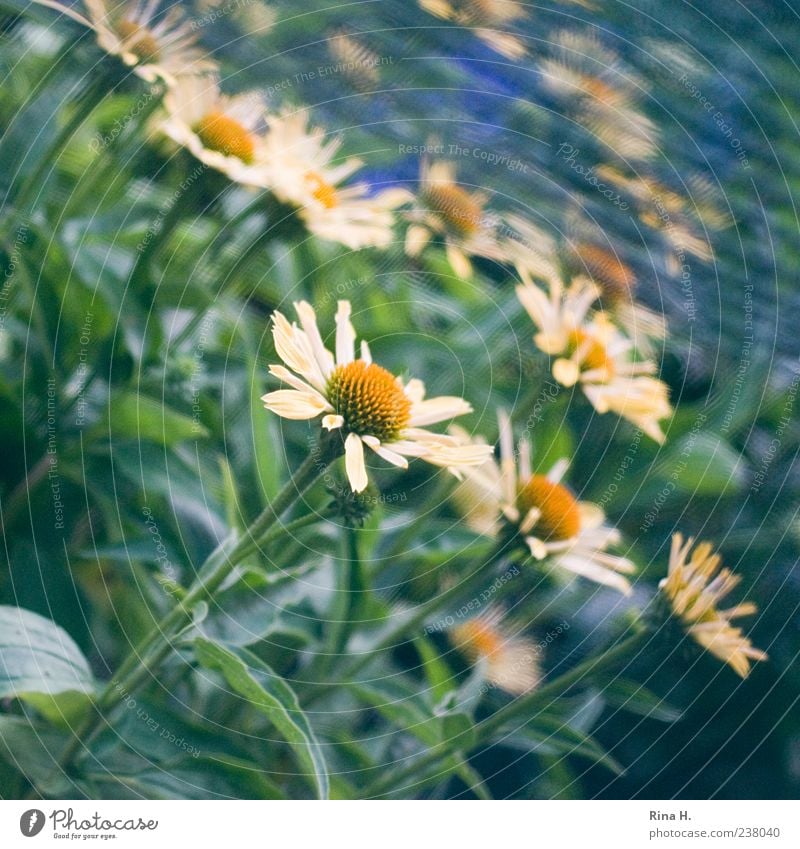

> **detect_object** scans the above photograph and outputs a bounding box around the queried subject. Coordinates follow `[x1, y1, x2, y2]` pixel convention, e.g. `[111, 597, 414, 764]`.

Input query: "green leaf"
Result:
[414, 635, 455, 703]
[598, 677, 683, 723]
[193, 639, 328, 799]
[104, 390, 208, 446]
[0, 716, 74, 797]
[666, 433, 745, 495]
[0, 606, 95, 720]
[508, 715, 625, 775]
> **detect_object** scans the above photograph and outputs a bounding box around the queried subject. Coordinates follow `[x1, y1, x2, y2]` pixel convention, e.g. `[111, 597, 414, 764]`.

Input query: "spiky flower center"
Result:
[452, 619, 502, 659]
[327, 360, 411, 441]
[574, 243, 636, 304]
[194, 111, 256, 164]
[424, 183, 482, 235]
[567, 329, 614, 375]
[517, 475, 581, 541]
[116, 20, 160, 62]
[305, 171, 339, 209]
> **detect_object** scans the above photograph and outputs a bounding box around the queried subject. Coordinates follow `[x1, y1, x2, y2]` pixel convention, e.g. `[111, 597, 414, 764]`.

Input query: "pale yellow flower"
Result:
[539, 29, 656, 161]
[34, 0, 216, 84]
[451, 607, 541, 695]
[659, 534, 768, 678]
[159, 75, 270, 187]
[418, 0, 528, 59]
[262, 301, 492, 492]
[451, 412, 636, 594]
[259, 111, 410, 250]
[517, 278, 672, 443]
[405, 160, 509, 278]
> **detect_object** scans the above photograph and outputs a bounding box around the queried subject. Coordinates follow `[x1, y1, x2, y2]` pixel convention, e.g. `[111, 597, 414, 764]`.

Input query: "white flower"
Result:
[405, 160, 509, 278]
[517, 279, 672, 443]
[158, 76, 270, 187]
[451, 411, 636, 594]
[260, 111, 411, 249]
[451, 606, 541, 695]
[659, 534, 768, 678]
[33, 0, 216, 84]
[262, 300, 492, 492]
[418, 0, 528, 59]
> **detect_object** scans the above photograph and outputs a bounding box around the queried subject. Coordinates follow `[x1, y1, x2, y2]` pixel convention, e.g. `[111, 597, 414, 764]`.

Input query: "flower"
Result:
[567, 242, 667, 353]
[34, 0, 215, 84]
[516, 278, 672, 443]
[451, 411, 636, 594]
[262, 300, 492, 492]
[538, 29, 656, 161]
[260, 111, 411, 249]
[158, 76, 270, 187]
[658, 534, 767, 678]
[451, 607, 541, 694]
[418, 0, 528, 59]
[405, 160, 508, 278]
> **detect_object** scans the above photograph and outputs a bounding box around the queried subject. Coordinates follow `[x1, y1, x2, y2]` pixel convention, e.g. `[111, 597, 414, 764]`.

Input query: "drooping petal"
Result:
[345, 432, 369, 492]
[362, 435, 409, 469]
[322, 414, 345, 430]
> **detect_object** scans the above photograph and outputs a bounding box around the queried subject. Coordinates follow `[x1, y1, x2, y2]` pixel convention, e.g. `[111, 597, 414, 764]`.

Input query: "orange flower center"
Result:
[517, 475, 581, 541]
[452, 619, 502, 659]
[567, 328, 614, 375]
[116, 20, 160, 62]
[305, 171, 339, 209]
[574, 243, 636, 304]
[581, 76, 623, 106]
[327, 360, 411, 441]
[424, 182, 482, 235]
[194, 111, 256, 164]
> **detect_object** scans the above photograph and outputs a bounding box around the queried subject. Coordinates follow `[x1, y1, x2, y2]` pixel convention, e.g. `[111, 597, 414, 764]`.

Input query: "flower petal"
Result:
[345, 432, 369, 492]
[262, 389, 331, 420]
[335, 300, 356, 365]
[408, 396, 473, 427]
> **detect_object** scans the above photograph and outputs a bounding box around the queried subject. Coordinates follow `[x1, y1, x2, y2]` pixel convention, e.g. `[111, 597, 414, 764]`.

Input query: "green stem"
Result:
[360, 629, 650, 798]
[55, 449, 333, 775]
[328, 526, 366, 658]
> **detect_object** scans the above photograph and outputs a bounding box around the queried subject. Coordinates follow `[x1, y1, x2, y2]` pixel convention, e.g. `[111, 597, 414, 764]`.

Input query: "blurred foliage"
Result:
[0, 0, 797, 800]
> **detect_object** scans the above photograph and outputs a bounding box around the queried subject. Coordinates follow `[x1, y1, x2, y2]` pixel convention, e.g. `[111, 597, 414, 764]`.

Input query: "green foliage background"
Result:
[0, 0, 798, 799]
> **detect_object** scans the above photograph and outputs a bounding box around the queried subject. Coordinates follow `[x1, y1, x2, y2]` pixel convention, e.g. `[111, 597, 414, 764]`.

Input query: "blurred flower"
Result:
[451, 411, 636, 594]
[451, 606, 541, 694]
[261, 111, 411, 249]
[540, 29, 656, 161]
[567, 241, 667, 353]
[159, 75, 270, 186]
[418, 0, 528, 59]
[262, 300, 491, 492]
[195, 0, 276, 34]
[596, 166, 724, 261]
[658, 534, 768, 678]
[517, 278, 672, 443]
[405, 160, 508, 278]
[327, 29, 383, 90]
[33, 0, 215, 83]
